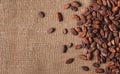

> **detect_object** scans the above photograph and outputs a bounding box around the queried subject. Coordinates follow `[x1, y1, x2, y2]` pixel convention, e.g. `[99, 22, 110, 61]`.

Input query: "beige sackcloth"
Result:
[0, 0, 106, 74]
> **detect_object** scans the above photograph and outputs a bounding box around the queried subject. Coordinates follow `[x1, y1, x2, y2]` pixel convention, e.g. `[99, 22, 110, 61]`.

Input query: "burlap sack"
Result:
[0, 0, 105, 74]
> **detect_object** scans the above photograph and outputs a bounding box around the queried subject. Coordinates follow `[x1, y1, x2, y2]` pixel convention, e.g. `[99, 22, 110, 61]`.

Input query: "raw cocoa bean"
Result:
[81, 7, 88, 13]
[118, 1, 120, 7]
[64, 3, 71, 9]
[75, 44, 82, 49]
[39, 11, 45, 18]
[79, 55, 87, 60]
[74, 27, 82, 32]
[63, 45, 68, 53]
[56, 12, 63, 22]
[47, 28, 55, 34]
[63, 28, 68, 34]
[93, 62, 100, 68]
[71, 1, 81, 7]
[97, 0, 103, 5]
[70, 6, 78, 12]
[81, 66, 89, 71]
[71, 28, 78, 36]
[67, 43, 73, 48]
[73, 15, 80, 21]
[66, 58, 74, 64]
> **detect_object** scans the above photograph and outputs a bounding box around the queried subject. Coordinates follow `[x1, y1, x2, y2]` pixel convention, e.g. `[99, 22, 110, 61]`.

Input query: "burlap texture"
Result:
[0, 0, 105, 74]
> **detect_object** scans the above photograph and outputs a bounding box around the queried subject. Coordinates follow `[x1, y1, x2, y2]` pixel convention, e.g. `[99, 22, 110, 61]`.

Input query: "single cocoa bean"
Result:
[71, 1, 81, 7]
[81, 66, 89, 71]
[64, 3, 71, 9]
[39, 11, 45, 18]
[56, 12, 63, 22]
[66, 58, 74, 64]
[47, 28, 55, 34]
[95, 68, 104, 73]
[71, 28, 78, 36]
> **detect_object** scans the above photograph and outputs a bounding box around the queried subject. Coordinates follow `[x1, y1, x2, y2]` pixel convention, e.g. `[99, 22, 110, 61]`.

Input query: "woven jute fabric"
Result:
[0, 0, 104, 74]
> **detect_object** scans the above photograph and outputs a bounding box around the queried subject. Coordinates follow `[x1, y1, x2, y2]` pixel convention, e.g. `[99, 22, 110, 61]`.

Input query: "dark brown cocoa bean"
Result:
[47, 28, 55, 34]
[67, 43, 73, 48]
[80, 15, 86, 24]
[92, 2, 101, 10]
[71, 28, 78, 36]
[102, 0, 107, 6]
[77, 20, 83, 26]
[71, 6, 78, 12]
[94, 38, 102, 45]
[63, 28, 68, 34]
[81, 66, 89, 71]
[39, 11, 45, 18]
[82, 38, 89, 44]
[93, 62, 100, 68]
[107, 0, 112, 8]
[92, 11, 97, 18]
[87, 53, 93, 60]
[56, 12, 63, 22]
[66, 58, 74, 64]
[99, 9, 107, 16]
[109, 24, 117, 31]
[63, 45, 68, 53]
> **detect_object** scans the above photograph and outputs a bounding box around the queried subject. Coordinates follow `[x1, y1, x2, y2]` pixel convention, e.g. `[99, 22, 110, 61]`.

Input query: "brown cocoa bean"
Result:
[80, 15, 86, 24]
[78, 32, 86, 38]
[75, 44, 82, 49]
[102, 0, 107, 6]
[109, 24, 117, 31]
[93, 62, 100, 68]
[79, 55, 87, 60]
[107, 0, 112, 8]
[39, 11, 45, 18]
[112, 6, 118, 12]
[81, 7, 88, 13]
[87, 53, 92, 60]
[118, 1, 120, 7]
[81, 66, 89, 71]
[73, 15, 80, 21]
[56, 12, 63, 22]
[74, 27, 82, 32]
[63, 45, 68, 53]
[97, 0, 103, 5]
[71, 28, 78, 36]
[67, 43, 73, 48]
[92, 2, 101, 10]
[63, 28, 68, 34]
[70, 6, 78, 12]
[94, 38, 102, 45]
[82, 38, 89, 44]
[66, 58, 74, 64]
[95, 68, 104, 73]
[47, 28, 55, 34]
[108, 47, 116, 53]
[71, 1, 81, 7]
[64, 3, 71, 9]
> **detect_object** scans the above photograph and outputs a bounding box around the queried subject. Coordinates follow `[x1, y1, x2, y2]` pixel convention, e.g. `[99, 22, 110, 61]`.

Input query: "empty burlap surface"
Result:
[0, 0, 105, 74]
